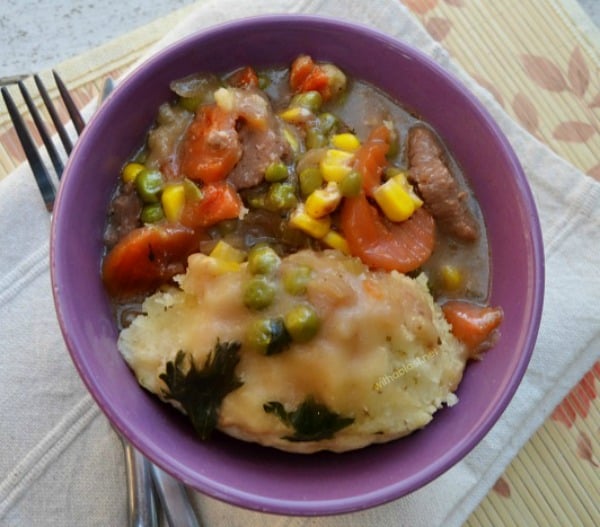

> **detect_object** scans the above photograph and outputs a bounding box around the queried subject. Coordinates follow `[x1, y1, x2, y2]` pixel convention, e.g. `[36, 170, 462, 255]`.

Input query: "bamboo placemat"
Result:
[1, 1, 598, 525]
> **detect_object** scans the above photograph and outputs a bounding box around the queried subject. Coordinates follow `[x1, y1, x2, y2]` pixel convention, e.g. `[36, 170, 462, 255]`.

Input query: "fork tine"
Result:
[1, 86, 56, 212]
[34, 74, 74, 155]
[53, 71, 85, 135]
[17, 81, 65, 176]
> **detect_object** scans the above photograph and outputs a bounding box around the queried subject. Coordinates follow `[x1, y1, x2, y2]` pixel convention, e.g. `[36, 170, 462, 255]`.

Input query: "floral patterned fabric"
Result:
[399, 0, 599, 524]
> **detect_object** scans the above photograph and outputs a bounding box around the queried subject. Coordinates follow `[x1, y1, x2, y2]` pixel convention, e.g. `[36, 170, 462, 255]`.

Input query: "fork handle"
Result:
[150, 464, 201, 527]
[123, 442, 158, 527]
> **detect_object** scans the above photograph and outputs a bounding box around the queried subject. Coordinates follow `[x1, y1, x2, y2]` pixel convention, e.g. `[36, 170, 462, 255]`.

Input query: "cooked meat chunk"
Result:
[408, 127, 479, 242]
[103, 183, 142, 248]
[227, 120, 289, 189]
[146, 103, 193, 180]
[215, 87, 289, 190]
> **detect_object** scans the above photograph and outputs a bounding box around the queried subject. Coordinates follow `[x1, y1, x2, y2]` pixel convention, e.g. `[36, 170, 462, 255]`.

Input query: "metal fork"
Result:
[1, 73, 200, 527]
[1, 72, 82, 211]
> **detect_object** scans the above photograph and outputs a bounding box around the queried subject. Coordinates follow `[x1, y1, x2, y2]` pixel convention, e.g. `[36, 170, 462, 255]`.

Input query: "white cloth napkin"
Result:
[1, 0, 599, 526]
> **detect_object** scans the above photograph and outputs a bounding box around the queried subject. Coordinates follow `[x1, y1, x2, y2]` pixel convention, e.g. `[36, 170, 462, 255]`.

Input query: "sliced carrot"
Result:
[300, 68, 331, 98]
[353, 125, 391, 196]
[340, 192, 435, 273]
[228, 66, 259, 89]
[290, 55, 315, 91]
[180, 181, 243, 229]
[442, 301, 504, 355]
[289, 54, 332, 100]
[179, 104, 242, 184]
[102, 225, 199, 299]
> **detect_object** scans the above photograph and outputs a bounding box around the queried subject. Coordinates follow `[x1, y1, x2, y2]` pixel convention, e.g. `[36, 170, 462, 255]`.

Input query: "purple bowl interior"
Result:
[51, 15, 544, 515]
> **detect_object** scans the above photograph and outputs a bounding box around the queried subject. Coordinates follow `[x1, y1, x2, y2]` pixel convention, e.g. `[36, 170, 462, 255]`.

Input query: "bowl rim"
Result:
[51, 13, 545, 516]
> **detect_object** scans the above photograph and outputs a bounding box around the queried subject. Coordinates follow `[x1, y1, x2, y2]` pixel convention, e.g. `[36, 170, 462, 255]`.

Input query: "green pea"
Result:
[135, 168, 163, 203]
[339, 170, 363, 197]
[282, 265, 313, 295]
[284, 304, 320, 342]
[216, 219, 239, 236]
[386, 129, 400, 159]
[258, 75, 270, 90]
[299, 167, 323, 197]
[305, 127, 327, 149]
[243, 276, 276, 310]
[246, 317, 291, 355]
[291, 90, 322, 112]
[245, 191, 266, 209]
[247, 245, 281, 275]
[265, 161, 289, 182]
[317, 112, 338, 134]
[140, 203, 164, 223]
[265, 182, 297, 211]
[178, 95, 204, 112]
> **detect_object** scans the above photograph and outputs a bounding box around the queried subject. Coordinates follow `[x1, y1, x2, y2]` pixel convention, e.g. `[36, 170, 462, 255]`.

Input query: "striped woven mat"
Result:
[1, 1, 598, 524]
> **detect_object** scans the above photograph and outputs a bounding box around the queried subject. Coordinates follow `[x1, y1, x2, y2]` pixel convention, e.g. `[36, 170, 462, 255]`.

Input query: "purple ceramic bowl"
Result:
[51, 15, 544, 515]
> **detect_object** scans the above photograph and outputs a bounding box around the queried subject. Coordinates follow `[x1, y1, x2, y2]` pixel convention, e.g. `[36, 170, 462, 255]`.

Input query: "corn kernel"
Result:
[331, 133, 360, 152]
[440, 264, 463, 290]
[209, 240, 246, 263]
[319, 149, 354, 182]
[161, 183, 185, 222]
[121, 162, 144, 184]
[397, 172, 423, 207]
[214, 87, 234, 112]
[322, 230, 350, 254]
[204, 256, 241, 274]
[282, 126, 300, 154]
[279, 106, 312, 123]
[373, 174, 422, 222]
[373, 178, 414, 222]
[304, 182, 342, 218]
[289, 205, 331, 239]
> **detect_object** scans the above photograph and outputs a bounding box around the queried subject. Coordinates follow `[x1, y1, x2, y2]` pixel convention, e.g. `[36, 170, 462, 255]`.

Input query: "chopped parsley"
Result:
[159, 340, 243, 439]
[264, 397, 354, 442]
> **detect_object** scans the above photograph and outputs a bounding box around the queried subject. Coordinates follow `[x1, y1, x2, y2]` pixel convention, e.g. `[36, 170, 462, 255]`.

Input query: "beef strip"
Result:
[407, 126, 479, 242]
